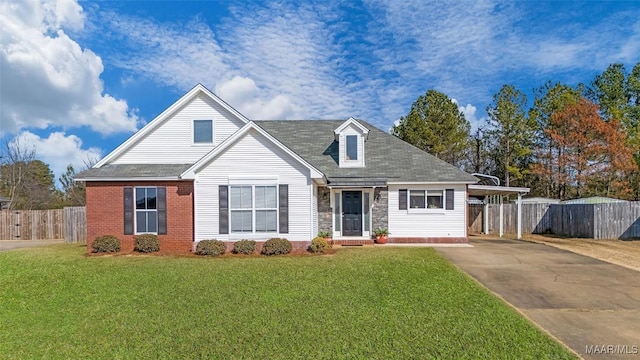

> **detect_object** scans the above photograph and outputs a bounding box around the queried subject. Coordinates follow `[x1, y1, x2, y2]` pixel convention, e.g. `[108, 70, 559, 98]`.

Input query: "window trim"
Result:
[134, 186, 158, 234]
[192, 119, 214, 145]
[229, 184, 279, 234]
[406, 189, 446, 214]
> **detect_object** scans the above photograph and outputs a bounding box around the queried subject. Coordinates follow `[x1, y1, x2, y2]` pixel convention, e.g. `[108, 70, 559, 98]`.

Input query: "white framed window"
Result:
[409, 190, 443, 209]
[230, 185, 278, 233]
[193, 119, 213, 144]
[135, 187, 157, 233]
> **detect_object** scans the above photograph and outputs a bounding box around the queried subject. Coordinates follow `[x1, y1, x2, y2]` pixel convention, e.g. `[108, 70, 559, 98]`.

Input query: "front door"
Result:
[342, 191, 362, 236]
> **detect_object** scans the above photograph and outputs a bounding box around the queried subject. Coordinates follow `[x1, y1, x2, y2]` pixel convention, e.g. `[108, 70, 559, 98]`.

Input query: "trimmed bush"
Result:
[134, 234, 160, 253]
[232, 239, 256, 255]
[92, 235, 121, 253]
[195, 239, 226, 256]
[261, 238, 292, 256]
[309, 236, 330, 254]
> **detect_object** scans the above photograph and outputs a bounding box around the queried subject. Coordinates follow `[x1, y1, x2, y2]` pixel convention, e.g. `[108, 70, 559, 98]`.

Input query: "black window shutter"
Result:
[279, 184, 288, 234]
[399, 189, 407, 210]
[446, 189, 454, 210]
[124, 187, 134, 235]
[157, 187, 167, 235]
[219, 185, 229, 234]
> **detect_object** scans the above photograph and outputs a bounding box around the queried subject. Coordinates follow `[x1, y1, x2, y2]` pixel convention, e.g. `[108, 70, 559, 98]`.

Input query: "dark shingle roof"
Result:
[254, 120, 477, 183]
[76, 164, 192, 180]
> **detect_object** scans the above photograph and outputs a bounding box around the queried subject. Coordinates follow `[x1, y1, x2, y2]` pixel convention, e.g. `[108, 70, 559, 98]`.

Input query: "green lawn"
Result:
[0, 245, 576, 359]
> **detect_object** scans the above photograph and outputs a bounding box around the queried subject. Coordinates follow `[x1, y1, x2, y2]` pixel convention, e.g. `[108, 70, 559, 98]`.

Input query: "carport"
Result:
[468, 184, 530, 239]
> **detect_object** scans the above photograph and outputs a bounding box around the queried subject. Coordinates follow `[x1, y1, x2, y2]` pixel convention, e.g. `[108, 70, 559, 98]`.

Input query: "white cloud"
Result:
[214, 76, 296, 119]
[11, 131, 102, 186]
[0, 0, 138, 136]
[91, 2, 374, 122]
[458, 103, 485, 131]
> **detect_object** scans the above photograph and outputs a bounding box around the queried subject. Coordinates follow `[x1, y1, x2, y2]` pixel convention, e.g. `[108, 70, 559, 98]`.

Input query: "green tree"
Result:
[392, 90, 470, 166]
[587, 63, 628, 121]
[485, 85, 536, 187]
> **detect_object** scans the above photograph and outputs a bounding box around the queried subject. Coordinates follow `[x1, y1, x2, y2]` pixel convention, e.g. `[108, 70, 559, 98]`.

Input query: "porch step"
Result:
[332, 239, 375, 246]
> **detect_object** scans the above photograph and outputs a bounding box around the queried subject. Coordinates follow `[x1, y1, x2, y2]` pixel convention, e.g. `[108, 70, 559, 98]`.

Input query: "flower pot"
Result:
[376, 235, 388, 244]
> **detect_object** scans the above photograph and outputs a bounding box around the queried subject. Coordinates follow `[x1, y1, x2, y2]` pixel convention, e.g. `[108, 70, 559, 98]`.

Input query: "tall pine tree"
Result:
[486, 85, 536, 187]
[392, 90, 470, 167]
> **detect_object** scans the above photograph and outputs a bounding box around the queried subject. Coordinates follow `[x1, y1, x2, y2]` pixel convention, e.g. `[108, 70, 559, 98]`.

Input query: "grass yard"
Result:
[0, 245, 576, 359]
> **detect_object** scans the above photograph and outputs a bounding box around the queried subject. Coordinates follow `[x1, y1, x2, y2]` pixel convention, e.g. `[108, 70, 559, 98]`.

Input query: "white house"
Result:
[77, 84, 479, 252]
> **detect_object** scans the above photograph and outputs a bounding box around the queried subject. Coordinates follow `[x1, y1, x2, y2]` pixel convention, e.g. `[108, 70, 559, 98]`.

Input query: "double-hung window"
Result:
[254, 186, 277, 232]
[409, 190, 443, 209]
[230, 185, 278, 233]
[136, 187, 157, 233]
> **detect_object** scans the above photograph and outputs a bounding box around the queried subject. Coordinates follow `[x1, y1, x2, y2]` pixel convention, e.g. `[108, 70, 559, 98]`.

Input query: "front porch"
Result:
[317, 185, 388, 244]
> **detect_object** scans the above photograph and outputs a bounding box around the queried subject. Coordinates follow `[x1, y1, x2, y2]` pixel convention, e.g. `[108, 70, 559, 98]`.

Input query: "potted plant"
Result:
[374, 228, 389, 244]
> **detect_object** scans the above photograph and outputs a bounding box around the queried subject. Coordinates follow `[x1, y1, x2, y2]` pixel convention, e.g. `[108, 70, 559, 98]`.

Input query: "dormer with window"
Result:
[334, 117, 369, 168]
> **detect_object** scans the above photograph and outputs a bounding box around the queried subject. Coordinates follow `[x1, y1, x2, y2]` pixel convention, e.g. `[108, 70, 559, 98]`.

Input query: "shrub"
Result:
[134, 234, 160, 253]
[195, 239, 226, 256]
[92, 235, 121, 253]
[261, 238, 292, 256]
[309, 236, 330, 254]
[232, 239, 256, 255]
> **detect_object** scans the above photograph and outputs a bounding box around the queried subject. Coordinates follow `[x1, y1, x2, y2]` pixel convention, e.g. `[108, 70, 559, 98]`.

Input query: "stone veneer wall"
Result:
[317, 186, 332, 235]
[372, 187, 388, 233]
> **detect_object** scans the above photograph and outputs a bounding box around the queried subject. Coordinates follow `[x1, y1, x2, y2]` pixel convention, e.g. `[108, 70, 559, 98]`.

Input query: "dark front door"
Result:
[342, 191, 362, 236]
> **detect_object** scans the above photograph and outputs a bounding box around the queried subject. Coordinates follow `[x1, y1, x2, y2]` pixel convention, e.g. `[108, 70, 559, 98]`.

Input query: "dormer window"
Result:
[334, 117, 369, 168]
[346, 135, 358, 160]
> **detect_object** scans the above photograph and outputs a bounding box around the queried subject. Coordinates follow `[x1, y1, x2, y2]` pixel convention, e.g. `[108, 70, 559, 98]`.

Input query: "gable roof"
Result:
[333, 117, 369, 140]
[94, 84, 250, 168]
[254, 120, 478, 184]
[180, 122, 324, 180]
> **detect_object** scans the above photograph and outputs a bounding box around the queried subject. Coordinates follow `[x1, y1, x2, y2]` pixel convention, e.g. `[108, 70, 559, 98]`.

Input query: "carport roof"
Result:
[468, 184, 530, 197]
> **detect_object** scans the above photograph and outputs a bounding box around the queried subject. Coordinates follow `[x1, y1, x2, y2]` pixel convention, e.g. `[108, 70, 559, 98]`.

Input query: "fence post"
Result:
[517, 193, 522, 239]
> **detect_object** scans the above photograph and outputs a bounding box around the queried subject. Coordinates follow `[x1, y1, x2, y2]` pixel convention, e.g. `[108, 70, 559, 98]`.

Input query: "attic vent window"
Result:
[193, 120, 213, 144]
[346, 135, 358, 160]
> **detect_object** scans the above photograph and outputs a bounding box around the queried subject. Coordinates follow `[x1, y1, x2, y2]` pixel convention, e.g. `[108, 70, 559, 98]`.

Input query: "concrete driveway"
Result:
[437, 238, 640, 360]
[0, 240, 63, 251]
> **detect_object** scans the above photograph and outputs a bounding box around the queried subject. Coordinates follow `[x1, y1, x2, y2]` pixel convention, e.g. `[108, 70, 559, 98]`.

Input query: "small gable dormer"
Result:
[334, 117, 369, 168]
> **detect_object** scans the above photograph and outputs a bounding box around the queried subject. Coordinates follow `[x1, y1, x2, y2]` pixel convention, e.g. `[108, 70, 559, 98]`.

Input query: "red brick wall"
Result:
[86, 181, 194, 253]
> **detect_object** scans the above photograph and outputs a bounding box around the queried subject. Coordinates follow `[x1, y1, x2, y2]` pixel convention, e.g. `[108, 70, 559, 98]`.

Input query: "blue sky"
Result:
[1, 0, 639, 185]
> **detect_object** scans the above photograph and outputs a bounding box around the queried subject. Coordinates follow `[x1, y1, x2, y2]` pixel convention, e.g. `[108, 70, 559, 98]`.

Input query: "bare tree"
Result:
[0, 137, 36, 210]
[59, 153, 101, 206]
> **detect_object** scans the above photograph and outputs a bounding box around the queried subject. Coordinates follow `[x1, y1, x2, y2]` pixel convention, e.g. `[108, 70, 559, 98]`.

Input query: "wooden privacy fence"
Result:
[469, 202, 640, 240]
[0, 207, 86, 243]
[64, 207, 87, 243]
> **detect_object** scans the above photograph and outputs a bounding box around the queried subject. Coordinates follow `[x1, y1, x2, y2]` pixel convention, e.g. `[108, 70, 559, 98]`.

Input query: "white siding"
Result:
[194, 128, 313, 242]
[388, 184, 467, 238]
[338, 124, 365, 168]
[112, 94, 245, 164]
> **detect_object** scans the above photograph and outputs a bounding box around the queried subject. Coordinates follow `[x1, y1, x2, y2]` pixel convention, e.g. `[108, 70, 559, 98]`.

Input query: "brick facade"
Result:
[86, 181, 194, 253]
